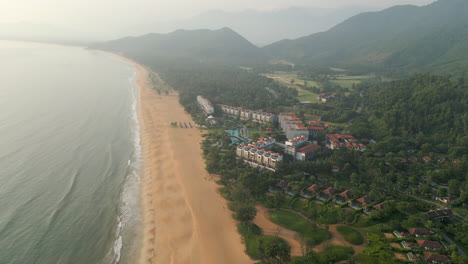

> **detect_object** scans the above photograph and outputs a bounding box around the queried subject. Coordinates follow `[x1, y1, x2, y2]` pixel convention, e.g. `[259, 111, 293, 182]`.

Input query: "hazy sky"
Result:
[0, 0, 436, 41]
[0, 0, 435, 23]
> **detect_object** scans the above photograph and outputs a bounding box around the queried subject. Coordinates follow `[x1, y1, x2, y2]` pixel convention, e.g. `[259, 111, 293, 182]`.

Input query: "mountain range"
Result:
[130, 7, 375, 46]
[91, 0, 468, 76]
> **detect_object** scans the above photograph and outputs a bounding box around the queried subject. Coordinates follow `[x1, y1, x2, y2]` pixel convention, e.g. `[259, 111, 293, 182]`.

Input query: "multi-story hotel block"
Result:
[278, 113, 310, 140]
[285, 135, 308, 155]
[326, 134, 366, 151]
[235, 137, 282, 171]
[218, 104, 277, 124]
[197, 96, 214, 115]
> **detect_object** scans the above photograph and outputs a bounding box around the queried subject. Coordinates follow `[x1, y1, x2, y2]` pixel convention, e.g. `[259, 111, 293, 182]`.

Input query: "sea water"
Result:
[0, 40, 141, 264]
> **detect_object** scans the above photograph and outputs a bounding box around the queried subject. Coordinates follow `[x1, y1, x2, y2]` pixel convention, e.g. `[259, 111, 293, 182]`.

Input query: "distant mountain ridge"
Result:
[263, 0, 468, 75]
[133, 6, 374, 46]
[90, 27, 266, 65]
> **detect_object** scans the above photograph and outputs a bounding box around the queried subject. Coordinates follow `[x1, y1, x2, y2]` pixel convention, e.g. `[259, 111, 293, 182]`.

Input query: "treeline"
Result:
[155, 63, 298, 114]
[351, 73, 468, 157]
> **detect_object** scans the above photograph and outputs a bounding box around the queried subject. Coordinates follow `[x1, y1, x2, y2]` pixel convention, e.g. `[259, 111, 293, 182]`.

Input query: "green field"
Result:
[330, 75, 374, 89]
[269, 209, 330, 245]
[337, 225, 364, 245]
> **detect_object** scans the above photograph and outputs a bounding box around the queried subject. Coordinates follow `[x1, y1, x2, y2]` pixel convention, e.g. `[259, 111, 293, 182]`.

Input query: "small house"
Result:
[423, 252, 450, 264]
[416, 240, 444, 251]
[301, 184, 320, 198]
[407, 228, 431, 238]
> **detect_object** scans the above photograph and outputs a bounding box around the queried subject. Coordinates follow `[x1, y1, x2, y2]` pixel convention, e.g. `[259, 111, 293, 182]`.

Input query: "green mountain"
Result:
[263, 0, 468, 76]
[90, 27, 266, 65]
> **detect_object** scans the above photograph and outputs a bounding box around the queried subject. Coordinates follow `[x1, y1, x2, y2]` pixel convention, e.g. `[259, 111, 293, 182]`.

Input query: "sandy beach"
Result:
[116, 56, 252, 264]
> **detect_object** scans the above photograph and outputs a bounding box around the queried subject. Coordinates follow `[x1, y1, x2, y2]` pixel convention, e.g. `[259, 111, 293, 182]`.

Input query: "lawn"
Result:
[269, 209, 330, 245]
[238, 222, 289, 259]
[337, 225, 364, 245]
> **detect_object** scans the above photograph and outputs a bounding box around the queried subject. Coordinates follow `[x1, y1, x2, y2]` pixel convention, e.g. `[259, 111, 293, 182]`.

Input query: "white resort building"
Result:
[278, 113, 310, 140]
[218, 104, 277, 124]
[235, 137, 282, 171]
[197, 96, 214, 115]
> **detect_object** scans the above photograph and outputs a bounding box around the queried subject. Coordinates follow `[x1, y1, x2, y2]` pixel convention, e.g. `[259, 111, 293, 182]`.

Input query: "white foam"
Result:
[109, 67, 143, 264]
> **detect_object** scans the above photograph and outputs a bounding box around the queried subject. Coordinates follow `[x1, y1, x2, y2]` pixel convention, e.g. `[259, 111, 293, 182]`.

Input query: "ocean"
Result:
[0, 40, 141, 264]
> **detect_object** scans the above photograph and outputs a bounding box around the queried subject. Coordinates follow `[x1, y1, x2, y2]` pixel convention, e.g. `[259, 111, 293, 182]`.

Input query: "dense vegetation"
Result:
[351, 74, 468, 157]
[158, 65, 298, 113]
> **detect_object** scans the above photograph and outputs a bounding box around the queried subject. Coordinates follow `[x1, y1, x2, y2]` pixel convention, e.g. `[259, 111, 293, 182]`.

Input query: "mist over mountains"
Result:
[129, 6, 376, 46]
[92, 0, 468, 77]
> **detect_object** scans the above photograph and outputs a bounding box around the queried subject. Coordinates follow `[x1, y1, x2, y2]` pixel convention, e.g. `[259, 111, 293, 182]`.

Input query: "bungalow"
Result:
[317, 187, 336, 201]
[331, 165, 340, 173]
[269, 180, 289, 192]
[393, 230, 409, 238]
[423, 156, 433, 163]
[372, 202, 385, 210]
[407, 252, 418, 262]
[427, 209, 453, 221]
[416, 240, 444, 251]
[437, 157, 446, 163]
[363, 206, 371, 215]
[401, 240, 418, 249]
[423, 252, 450, 264]
[302, 184, 320, 198]
[407, 227, 431, 238]
[350, 195, 373, 209]
[436, 196, 457, 204]
[335, 190, 352, 203]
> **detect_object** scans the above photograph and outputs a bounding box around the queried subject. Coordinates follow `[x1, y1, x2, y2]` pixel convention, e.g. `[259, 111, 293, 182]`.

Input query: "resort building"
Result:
[326, 134, 366, 151]
[218, 104, 277, 124]
[235, 137, 282, 171]
[197, 96, 214, 114]
[416, 240, 444, 251]
[295, 144, 321, 161]
[285, 135, 308, 155]
[279, 113, 310, 140]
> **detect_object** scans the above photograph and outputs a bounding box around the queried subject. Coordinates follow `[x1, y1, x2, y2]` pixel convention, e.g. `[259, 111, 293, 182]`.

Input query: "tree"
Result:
[258, 237, 291, 264]
[448, 179, 461, 196]
[235, 204, 257, 222]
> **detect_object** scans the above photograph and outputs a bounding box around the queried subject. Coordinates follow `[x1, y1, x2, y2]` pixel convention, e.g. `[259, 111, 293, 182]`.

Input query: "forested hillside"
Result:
[350, 74, 467, 156]
[263, 0, 468, 77]
[90, 28, 267, 66]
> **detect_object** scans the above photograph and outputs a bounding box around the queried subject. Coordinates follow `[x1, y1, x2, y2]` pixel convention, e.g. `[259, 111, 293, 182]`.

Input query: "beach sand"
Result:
[119, 58, 252, 264]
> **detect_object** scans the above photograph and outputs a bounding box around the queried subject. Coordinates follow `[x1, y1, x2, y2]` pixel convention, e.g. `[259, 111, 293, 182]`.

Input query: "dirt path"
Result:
[254, 206, 367, 257]
[313, 225, 366, 254]
[253, 206, 303, 257]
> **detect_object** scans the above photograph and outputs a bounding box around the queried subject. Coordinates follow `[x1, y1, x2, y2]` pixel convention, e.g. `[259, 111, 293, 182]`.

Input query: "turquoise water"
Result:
[0, 41, 141, 264]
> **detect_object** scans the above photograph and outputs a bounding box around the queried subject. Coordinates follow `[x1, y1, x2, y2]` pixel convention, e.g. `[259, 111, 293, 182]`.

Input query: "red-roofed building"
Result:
[407, 228, 431, 237]
[326, 134, 366, 151]
[416, 240, 444, 251]
[318, 187, 336, 201]
[302, 184, 320, 198]
[372, 203, 385, 210]
[350, 195, 373, 208]
[296, 144, 321, 161]
[424, 252, 450, 263]
[423, 156, 433, 163]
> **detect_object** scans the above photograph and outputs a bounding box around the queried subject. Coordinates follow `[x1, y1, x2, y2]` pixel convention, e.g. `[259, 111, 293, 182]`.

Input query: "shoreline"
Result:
[107, 52, 252, 264]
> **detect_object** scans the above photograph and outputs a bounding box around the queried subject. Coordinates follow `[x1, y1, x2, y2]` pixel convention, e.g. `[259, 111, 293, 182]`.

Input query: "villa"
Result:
[326, 134, 366, 151]
[423, 252, 450, 264]
[317, 187, 336, 201]
[407, 228, 431, 237]
[416, 240, 444, 251]
[302, 184, 320, 198]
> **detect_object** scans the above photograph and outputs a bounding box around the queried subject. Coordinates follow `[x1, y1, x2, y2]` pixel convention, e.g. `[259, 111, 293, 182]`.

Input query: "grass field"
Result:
[238, 222, 289, 259]
[337, 225, 364, 245]
[330, 75, 374, 89]
[269, 209, 330, 245]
